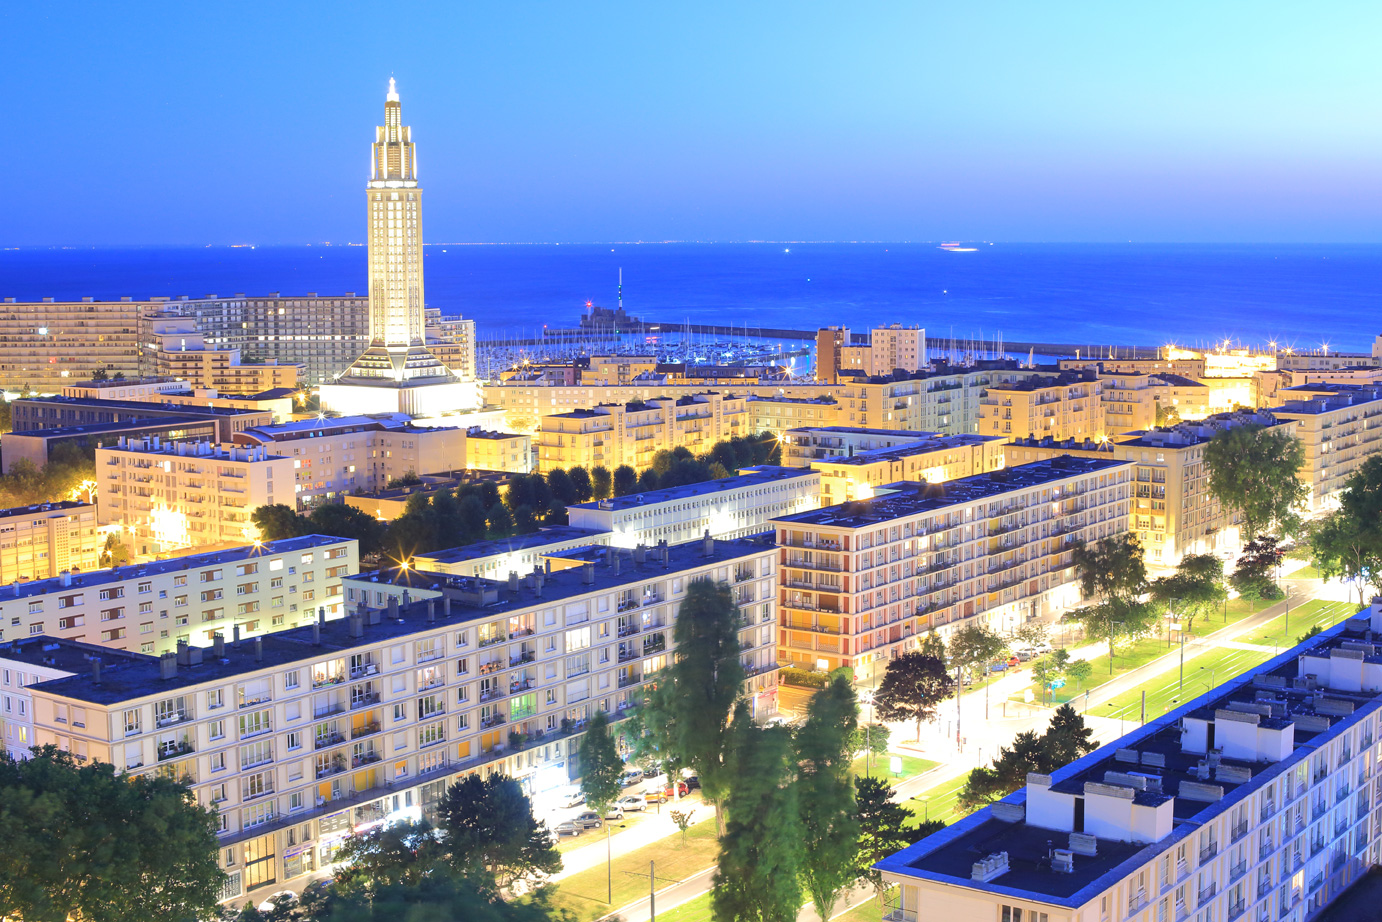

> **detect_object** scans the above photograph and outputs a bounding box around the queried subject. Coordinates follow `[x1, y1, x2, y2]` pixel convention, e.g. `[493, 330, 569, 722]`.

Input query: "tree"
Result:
[663, 579, 746, 825]
[332, 819, 446, 892]
[1204, 423, 1308, 538]
[578, 711, 624, 816]
[854, 776, 917, 898]
[872, 652, 951, 742]
[251, 503, 308, 541]
[0, 745, 224, 922]
[1043, 703, 1097, 765]
[712, 705, 803, 922]
[437, 773, 561, 890]
[568, 466, 593, 502]
[590, 465, 612, 500]
[456, 495, 490, 545]
[916, 630, 946, 662]
[1072, 534, 1154, 672]
[1150, 553, 1228, 636]
[669, 809, 696, 847]
[612, 465, 638, 497]
[1031, 657, 1060, 706]
[99, 533, 131, 568]
[947, 623, 1007, 744]
[486, 502, 514, 538]
[849, 723, 890, 764]
[90, 367, 108, 381]
[307, 503, 386, 557]
[1231, 535, 1285, 602]
[545, 468, 577, 506]
[795, 674, 860, 922]
[1014, 622, 1049, 648]
[1066, 659, 1093, 691]
[1310, 459, 1382, 604]
[0, 399, 11, 435]
[299, 865, 569, 922]
[1155, 403, 1181, 428]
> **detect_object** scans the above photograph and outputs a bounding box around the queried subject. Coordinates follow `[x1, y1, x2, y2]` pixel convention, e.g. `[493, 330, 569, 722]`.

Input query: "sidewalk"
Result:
[551, 792, 716, 881]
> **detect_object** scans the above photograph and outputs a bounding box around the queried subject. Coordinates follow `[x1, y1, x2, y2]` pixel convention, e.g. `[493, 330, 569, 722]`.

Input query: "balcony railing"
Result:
[157, 740, 194, 762]
[1230, 859, 1247, 881]
[351, 721, 381, 740]
[315, 732, 345, 750]
[1200, 843, 1218, 863]
[349, 693, 380, 710]
[1231, 820, 1249, 842]
[1198, 881, 1216, 903]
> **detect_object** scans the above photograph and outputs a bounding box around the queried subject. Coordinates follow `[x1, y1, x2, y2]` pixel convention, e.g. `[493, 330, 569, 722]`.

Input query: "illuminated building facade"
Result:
[979, 370, 1105, 442]
[95, 438, 295, 555]
[0, 535, 356, 652]
[809, 433, 1007, 504]
[536, 392, 750, 472]
[321, 80, 473, 416]
[25, 537, 777, 907]
[1270, 384, 1382, 514]
[0, 501, 101, 584]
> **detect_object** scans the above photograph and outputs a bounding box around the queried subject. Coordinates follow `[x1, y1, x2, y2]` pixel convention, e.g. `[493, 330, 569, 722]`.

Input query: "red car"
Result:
[663, 780, 689, 798]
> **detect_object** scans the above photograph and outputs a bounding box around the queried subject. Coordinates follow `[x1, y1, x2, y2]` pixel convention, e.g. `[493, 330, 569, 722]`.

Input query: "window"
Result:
[209, 719, 226, 741]
[123, 709, 141, 735]
[238, 709, 271, 738]
[207, 688, 225, 710]
[284, 670, 300, 690]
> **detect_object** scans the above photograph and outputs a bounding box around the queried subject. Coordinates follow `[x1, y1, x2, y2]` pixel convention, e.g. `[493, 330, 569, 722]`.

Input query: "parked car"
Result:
[643, 787, 668, 804]
[663, 780, 689, 799]
[561, 790, 586, 809]
[604, 805, 625, 821]
[1030, 641, 1053, 654]
[988, 660, 1008, 672]
[620, 768, 644, 787]
[574, 810, 604, 830]
[554, 820, 584, 837]
[1014, 649, 1034, 662]
[683, 774, 702, 792]
[1006, 655, 1021, 667]
[618, 794, 647, 812]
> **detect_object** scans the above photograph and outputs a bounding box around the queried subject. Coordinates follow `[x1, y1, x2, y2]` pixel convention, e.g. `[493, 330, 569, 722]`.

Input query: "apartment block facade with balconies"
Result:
[771, 456, 1133, 675]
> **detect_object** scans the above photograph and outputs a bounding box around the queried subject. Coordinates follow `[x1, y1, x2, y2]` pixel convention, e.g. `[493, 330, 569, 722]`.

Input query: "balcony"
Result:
[349, 692, 380, 710]
[618, 672, 643, 689]
[480, 713, 506, 730]
[351, 751, 381, 768]
[618, 647, 640, 664]
[1231, 819, 1249, 842]
[155, 710, 191, 729]
[1198, 881, 1216, 903]
[315, 731, 345, 750]
[1258, 877, 1273, 899]
[1260, 801, 1277, 823]
[1259, 840, 1274, 861]
[157, 739, 194, 762]
[617, 623, 642, 638]
[1227, 899, 1245, 921]
[316, 759, 347, 779]
[349, 662, 379, 679]
[351, 720, 381, 740]
[479, 686, 508, 703]
[509, 650, 535, 667]
[509, 679, 535, 694]
[478, 633, 507, 648]
[618, 597, 641, 613]
[1230, 859, 1247, 881]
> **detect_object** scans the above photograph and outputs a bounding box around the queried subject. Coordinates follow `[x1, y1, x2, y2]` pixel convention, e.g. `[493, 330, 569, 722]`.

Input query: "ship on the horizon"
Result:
[939, 241, 978, 252]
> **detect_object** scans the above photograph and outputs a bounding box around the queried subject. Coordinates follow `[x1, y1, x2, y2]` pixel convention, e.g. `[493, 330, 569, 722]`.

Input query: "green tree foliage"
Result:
[306, 503, 387, 557]
[1066, 658, 1093, 690]
[712, 705, 803, 922]
[946, 623, 1007, 741]
[612, 465, 638, 497]
[0, 443, 97, 507]
[577, 711, 624, 817]
[1150, 553, 1228, 635]
[1014, 622, 1049, 648]
[1071, 534, 1154, 672]
[0, 399, 11, 434]
[0, 745, 224, 922]
[437, 773, 561, 890]
[590, 465, 612, 500]
[332, 819, 446, 892]
[486, 502, 514, 538]
[99, 533, 131, 568]
[663, 579, 746, 817]
[1310, 458, 1382, 604]
[567, 466, 594, 502]
[794, 674, 860, 921]
[871, 652, 951, 741]
[916, 630, 946, 662]
[854, 776, 917, 897]
[957, 707, 1096, 814]
[1203, 423, 1308, 538]
[251, 503, 308, 541]
[90, 368, 108, 381]
[621, 683, 683, 781]
[296, 865, 571, 922]
[1231, 535, 1286, 601]
[849, 722, 890, 761]
[385, 471, 423, 489]
[545, 469, 577, 506]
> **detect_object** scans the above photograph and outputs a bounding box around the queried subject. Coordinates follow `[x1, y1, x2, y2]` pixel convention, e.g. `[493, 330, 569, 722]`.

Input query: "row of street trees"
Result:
[1310, 456, 1382, 605]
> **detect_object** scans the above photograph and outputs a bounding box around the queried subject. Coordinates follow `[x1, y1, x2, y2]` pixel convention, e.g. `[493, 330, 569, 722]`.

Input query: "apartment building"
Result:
[815, 325, 926, 383]
[784, 426, 939, 464]
[61, 380, 295, 424]
[424, 314, 478, 382]
[1003, 411, 1296, 568]
[61, 378, 192, 400]
[537, 392, 750, 472]
[747, 395, 843, 438]
[150, 312, 300, 391]
[878, 607, 1382, 922]
[0, 501, 102, 584]
[233, 416, 467, 508]
[0, 637, 149, 757]
[771, 456, 1133, 674]
[485, 379, 832, 435]
[1099, 372, 1211, 434]
[0, 296, 143, 391]
[810, 434, 1007, 505]
[979, 370, 1105, 442]
[463, 428, 532, 474]
[26, 536, 778, 906]
[0, 535, 356, 653]
[96, 439, 295, 555]
[13, 394, 272, 444]
[581, 355, 659, 386]
[567, 466, 821, 548]
[2, 415, 225, 473]
[835, 362, 1042, 435]
[1269, 384, 1382, 514]
[411, 527, 612, 579]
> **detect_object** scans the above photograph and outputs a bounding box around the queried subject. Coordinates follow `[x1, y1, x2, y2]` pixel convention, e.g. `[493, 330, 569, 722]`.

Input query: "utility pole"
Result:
[650, 860, 655, 922]
[1141, 689, 1146, 725]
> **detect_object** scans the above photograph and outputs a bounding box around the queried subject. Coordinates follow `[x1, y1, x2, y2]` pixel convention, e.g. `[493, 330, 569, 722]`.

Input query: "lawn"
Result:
[851, 752, 938, 787]
[549, 819, 719, 922]
[831, 894, 886, 922]
[901, 773, 969, 828]
[1098, 644, 1273, 721]
[657, 891, 712, 922]
[1239, 600, 1359, 648]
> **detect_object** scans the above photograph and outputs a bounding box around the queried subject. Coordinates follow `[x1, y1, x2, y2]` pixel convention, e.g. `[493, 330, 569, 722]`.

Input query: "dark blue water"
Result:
[1, 243, 1377, 352]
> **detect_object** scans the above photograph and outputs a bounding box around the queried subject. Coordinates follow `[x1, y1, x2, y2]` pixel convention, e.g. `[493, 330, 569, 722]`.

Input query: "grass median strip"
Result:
[548, 819, 718, 922]
[851, 753, 938, 786]
[1098, 645, 1273, 720]
[1239, 600, 1358, 648]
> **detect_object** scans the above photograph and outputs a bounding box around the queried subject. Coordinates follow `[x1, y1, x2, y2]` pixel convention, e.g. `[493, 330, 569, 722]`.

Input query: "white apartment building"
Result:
[0, 535, 357, 654]
[0, 637, 147, 757]
[809, 434, 1008, 504]
[411, 527, 613, 579]
[878, 604, 1382, 922]
[96, 438, 294, 556]
[537, 392, 750, 472]
[567, 465, 822, 548]
[27, 536, 779, 907]
[234, 416, 467, 508]
[1269, 384, 1382, 514]
[784, 427, 941, 465]
[0, 501, 102, 584]
[771, 456, 1134, 673]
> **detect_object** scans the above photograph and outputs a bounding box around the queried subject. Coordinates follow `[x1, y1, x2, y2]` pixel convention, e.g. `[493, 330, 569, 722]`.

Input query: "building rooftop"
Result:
[813, 434, 1003, 467]
[8, 415, 220, 441]
[0, 635, 151, 674]
[568, 466, 817, 513]
[0, 500, 93, 521]
[786, 426, 931, 438]
[0, 535, 348, 603]
[879, 615, 1382, 907]
[238, 414, 420, 442]
[413, 526, 610, 566]
[31, 535, 772, 705]
[984, 370, 1098, 392]
[774, 456, 1131, 527]
[14, 394, 265, 418]
[100, 438, 287, 462]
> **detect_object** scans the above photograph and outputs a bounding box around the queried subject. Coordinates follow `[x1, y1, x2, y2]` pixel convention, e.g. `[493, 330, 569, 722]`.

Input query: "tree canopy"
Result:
[436, 773, 561, 890]
[1203, 423, 1308, 538]
[577, 711, 624, 816]
[871, 652, 951, 741]
[794, 674, 859, 921]
[957, 705, 1096, 814]
[1071, 534, 1155, 672]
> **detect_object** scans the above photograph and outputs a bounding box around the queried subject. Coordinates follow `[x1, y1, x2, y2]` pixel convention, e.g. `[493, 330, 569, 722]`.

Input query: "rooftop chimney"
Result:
[442, 596, 452, 616]
[388, 595, 400, 620]
[212, 632, 225, 658]
[159, 652, 178, 680]
[312, 620, 321, 646]
[427, 599, 436, 622]
[91, 657, 102, 686]
[232, 624, 241, 647]
[349, 611, 364, 639]
[703, 530, 714, 557]
[583, 562, 596, 585]
[613, 553, 621, 576]
[254, 636, 263, 662]
[635, 545, 647, 565]
[318, 606, 327, 627]
[508, 571, 520, 595]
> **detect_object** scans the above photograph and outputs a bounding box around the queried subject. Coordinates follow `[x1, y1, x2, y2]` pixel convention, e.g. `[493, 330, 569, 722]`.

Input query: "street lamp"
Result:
[1200, 664, 1218, 692]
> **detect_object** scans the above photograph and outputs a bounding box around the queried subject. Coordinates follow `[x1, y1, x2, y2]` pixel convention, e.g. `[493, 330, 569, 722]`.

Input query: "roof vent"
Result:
[1051, 849, 1075, 873]
[1068, 832, 1099, 856]
[971, 852, 1009, 882]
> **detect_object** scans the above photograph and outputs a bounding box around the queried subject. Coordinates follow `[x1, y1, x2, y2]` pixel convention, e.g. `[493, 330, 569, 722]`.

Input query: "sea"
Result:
[1, 242, 1378, 354]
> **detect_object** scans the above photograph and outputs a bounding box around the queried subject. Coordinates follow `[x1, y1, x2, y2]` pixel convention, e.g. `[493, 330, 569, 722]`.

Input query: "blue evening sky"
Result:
[3, 2, 1379, 245]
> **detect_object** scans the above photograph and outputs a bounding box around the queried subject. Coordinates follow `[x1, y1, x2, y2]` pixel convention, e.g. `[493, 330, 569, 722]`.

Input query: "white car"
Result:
[617, 793, 647, 812]
[560, 790, 586, 809]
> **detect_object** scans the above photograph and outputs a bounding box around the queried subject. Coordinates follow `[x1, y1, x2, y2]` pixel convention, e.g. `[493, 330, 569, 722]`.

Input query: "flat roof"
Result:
[813, 434, 1003, 467]
[239, 414, 416, 441]
[0, 534, 350, 603]
[785, 426, 931, 438]
[414, 526, 610, 565]
[568, 466, 817, 513]
[14, 395, 264, 418]
[33, 535, 772, 704]
[8, 415, 220, 441]
[0, 500, 93, 521]
[0, 636, 151, 674]
[774, 456, 1131, 527]
[879, 618, 1381, 907]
